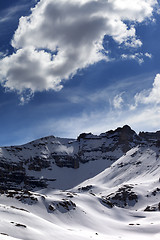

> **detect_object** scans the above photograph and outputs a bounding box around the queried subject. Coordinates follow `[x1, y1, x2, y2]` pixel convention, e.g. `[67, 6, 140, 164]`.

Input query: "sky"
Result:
[0, 0, 160, 146]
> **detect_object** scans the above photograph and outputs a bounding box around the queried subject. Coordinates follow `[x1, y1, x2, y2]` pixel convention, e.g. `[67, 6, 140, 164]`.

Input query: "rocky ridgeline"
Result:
[0, 125, 159, 191]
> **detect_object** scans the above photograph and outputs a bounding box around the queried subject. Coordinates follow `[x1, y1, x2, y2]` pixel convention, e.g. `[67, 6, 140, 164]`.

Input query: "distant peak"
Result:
[122, 125, 132, 130]
[115, 125, 133, 132]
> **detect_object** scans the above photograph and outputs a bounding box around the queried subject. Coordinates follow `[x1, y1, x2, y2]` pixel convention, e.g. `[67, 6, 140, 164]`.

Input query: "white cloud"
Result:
[112, 74, 160, 132]
[126, 106, 160, 131]
[134, 74, 160, 106]
[121, 52, 152, 64]
[0, 0, 157, 101]
[0, 47, 63, 93]
[113, 93, 124, 109]
[145, 52, 152, 58]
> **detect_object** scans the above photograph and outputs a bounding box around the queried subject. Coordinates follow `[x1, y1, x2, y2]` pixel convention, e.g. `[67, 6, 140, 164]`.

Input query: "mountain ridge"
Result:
[0, 125, 160, 239]
[0, 125, 159, 191]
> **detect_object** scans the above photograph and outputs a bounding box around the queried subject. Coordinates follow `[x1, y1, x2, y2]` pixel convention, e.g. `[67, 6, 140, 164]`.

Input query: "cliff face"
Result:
[139, 130, 160, 141]
[0, 125, 159, 191]
[77, 125, 141, 163]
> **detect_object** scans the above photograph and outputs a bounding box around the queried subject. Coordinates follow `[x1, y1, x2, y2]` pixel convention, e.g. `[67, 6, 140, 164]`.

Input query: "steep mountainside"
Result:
[0, 125, 141, 190]
[0, 125, 160, 240]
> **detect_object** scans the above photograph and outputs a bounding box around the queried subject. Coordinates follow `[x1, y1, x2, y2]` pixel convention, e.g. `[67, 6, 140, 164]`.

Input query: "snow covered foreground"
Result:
[0, 128, 160, 239]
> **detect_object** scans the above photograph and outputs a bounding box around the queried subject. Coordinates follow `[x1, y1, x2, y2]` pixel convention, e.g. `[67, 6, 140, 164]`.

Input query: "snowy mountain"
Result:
[0, 125, 140, 190]
[0, 125, 160, 240]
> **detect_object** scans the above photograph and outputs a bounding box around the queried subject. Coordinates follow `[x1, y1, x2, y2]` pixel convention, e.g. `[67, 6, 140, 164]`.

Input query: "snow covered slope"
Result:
[0, 125, 160, 240]
[0, 125, 141, 190]
[78, 143, 160, 211]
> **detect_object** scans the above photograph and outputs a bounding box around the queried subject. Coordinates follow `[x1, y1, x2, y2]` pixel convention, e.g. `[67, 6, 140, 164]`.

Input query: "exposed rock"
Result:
[144, 204, 160, 212]
[55, 199, 76, 212]
[78, 185, 93, 192]
[48, 204, 55, 212]
[11, 222, 27, 228]
[102, 185, 138, 208]
[1, 189, 38, 204]
[139, 130, 160, 141]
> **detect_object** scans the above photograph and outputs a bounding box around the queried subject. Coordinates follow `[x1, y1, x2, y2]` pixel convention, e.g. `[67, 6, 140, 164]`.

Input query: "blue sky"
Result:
[0, 0, 160, 146]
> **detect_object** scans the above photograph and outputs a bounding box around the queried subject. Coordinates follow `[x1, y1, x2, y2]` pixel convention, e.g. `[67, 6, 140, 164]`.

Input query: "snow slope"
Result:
[0, 126, 160, 239]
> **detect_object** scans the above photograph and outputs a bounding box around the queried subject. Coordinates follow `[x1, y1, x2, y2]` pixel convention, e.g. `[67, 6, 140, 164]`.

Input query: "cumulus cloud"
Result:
[0, 47, 63, 92]
[0, 0, 157, 102]
[133, 74, 160, 107]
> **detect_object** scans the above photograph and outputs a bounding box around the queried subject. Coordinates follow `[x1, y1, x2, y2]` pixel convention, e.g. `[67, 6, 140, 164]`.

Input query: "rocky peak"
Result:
[117, 125, 139, 143]
[103, 125, 141, 153]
